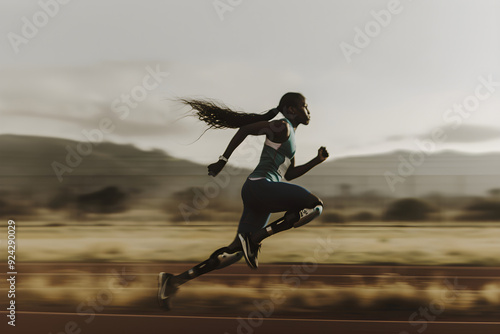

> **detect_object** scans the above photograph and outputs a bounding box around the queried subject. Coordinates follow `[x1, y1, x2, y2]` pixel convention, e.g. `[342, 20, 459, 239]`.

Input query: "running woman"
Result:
[158, 92, 329, 309]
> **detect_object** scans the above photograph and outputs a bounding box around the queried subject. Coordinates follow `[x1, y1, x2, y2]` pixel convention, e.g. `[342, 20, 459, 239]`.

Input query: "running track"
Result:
[1, 263, 499, 334]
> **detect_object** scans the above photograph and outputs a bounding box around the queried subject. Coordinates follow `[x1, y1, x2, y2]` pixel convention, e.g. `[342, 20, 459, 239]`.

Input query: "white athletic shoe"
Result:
[238, 233, 261, 269]
[294, 205, 323, 228]
[157, 272, 178, 310]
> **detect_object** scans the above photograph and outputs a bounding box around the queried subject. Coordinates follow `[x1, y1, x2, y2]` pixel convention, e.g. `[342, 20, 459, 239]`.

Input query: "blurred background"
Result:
[1, 0, 500, 330]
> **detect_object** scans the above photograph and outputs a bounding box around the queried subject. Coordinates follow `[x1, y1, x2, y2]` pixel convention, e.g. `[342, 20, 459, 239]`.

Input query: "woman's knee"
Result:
[305, 193, 323, 209]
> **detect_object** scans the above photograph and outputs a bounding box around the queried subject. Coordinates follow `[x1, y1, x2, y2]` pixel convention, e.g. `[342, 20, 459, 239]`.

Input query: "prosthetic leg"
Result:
[168, 247, 242, 286]
[159, 205, 323, 308]
[239, 204, 323, 269]
[158, 247, 243, 310]
[251, 204, 323, 244]
[180, 247, 243, 282]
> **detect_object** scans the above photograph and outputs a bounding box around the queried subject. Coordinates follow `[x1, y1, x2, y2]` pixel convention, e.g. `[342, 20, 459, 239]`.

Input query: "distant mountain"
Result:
[313, 150, 500, 176]
[0, 134, 205, 177]
[1, 135, 499, 200]
[0, 135, 213, 200]
[302, 150, 500, 197]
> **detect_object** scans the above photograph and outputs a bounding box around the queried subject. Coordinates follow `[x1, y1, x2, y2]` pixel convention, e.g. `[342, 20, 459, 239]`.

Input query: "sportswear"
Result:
[248, 118, 295, 182]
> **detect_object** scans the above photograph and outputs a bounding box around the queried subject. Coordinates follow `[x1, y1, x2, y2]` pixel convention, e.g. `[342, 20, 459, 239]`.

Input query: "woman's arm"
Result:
[208, 120, 289, 176]
[284, 147, 329, 181]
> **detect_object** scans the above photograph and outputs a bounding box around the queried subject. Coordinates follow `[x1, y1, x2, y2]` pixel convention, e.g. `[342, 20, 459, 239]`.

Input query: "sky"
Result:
[0, 0, 499, 168]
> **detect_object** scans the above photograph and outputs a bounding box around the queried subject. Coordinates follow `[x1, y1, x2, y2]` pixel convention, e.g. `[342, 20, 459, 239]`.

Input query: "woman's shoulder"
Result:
[267, 119, 290, 143]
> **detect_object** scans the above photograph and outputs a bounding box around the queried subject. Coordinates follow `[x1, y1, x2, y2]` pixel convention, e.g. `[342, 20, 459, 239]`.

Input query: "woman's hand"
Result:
[317, 146, 329, 162]
[208, 159, 226, 177]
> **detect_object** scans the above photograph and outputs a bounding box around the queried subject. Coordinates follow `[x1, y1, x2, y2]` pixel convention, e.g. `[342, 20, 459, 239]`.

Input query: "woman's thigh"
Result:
[236, 205, 271, 234]
[236, 179, 320, 234]
[249, 179, 319, 213]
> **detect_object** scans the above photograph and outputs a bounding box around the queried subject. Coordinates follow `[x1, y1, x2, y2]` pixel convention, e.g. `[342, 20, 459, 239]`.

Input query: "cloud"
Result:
[0, 61, 308, 142]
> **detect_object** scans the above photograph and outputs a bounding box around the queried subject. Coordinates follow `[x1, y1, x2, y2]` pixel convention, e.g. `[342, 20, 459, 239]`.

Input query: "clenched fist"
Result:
[208, 159, 226, 177]
[317, 146, 329, 162]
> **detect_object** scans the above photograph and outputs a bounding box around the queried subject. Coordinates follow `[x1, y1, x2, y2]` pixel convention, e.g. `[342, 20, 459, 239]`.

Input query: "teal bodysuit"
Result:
[248, 118, 296, 182]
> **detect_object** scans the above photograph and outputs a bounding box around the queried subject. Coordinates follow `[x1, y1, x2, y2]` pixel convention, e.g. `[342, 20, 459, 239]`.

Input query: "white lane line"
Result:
[1, 311, 500, 325]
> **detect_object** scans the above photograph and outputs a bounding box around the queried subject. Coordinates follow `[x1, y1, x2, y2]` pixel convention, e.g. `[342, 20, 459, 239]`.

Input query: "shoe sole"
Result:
[238, 234, 257, 269]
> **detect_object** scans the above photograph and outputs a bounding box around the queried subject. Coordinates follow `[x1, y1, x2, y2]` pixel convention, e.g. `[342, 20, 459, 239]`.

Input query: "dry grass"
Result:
[10, 222, 500, 266]
[6, 272, 500, 319]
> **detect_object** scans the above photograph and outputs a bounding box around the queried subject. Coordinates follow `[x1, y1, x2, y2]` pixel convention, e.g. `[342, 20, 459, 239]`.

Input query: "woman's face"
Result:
[293, 98, 311, 125]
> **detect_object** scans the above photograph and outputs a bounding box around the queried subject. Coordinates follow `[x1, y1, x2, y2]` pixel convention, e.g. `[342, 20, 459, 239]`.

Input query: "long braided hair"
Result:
[181, 92, 305, 130]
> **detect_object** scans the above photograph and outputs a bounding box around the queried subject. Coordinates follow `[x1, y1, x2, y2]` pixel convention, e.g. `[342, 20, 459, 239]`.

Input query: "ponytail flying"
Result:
[180, 92, 304, 130]
[181, 98, 279, 130]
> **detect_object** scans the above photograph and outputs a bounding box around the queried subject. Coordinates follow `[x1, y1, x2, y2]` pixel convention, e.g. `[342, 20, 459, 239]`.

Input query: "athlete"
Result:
[158, 92, 329, 309]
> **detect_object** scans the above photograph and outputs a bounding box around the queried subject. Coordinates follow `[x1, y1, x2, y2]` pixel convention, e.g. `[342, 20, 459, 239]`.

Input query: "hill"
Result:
[1, 135, 499, 201]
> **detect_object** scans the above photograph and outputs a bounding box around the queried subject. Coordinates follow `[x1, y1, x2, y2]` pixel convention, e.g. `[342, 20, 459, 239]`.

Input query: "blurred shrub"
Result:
[166, 187, 241, 223]
[455, 200, 500, 221]
[350, 211, 378, 222]
[321, 211, 346, 224]
[47, 188, 73, 210]
[76, 186, 129, 214]
[383, 198, 437, 221]
[0, 198, 34, 218]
